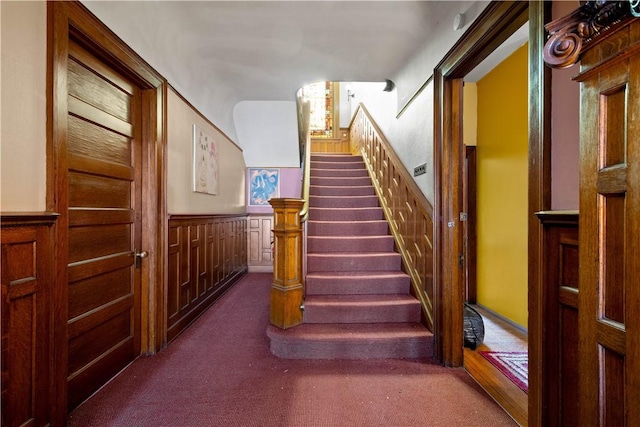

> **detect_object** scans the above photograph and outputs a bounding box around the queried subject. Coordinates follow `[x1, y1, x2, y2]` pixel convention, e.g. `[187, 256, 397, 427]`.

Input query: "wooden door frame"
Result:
[433, 1, 550, 426]
[463, 145, 477, 303]
[48, 2, 167, 423]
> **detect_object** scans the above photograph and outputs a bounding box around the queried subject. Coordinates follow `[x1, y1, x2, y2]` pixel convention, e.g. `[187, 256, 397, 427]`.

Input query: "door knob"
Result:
[135, 250, 148, 267]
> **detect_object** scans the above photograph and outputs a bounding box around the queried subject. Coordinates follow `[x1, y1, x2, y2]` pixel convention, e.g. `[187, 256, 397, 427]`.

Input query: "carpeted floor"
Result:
[68, 273, 516, 426]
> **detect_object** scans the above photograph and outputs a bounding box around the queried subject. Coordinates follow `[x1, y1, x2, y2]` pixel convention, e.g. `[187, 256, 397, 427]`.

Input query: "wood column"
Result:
[268, 198, 304, 329]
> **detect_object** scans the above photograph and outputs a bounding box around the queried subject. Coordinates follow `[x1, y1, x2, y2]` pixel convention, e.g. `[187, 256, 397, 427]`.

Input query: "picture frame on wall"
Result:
[249, 168, 280, 206]
[193, 124, 219, 195]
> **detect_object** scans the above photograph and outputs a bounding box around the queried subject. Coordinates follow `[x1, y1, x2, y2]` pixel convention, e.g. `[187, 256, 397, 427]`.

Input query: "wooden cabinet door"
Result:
[578, 21, 640, 425]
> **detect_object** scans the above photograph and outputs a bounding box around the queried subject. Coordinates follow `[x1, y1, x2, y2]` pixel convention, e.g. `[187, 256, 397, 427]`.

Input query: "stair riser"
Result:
[311, 177, 371, 186]
[310, 186, 375, 197]
[307, 254, 401, 272]
[311, 155, 363, 163]
[305, 275, 410, 295]
[311, 161, 365, 170]
[309, 196, 379, 208]
[308, 221, 388, 236]
[309, 208, 383, 221]
[269, 336, 433, 360]
[308, 236, 394, 253]
[304, 303, 421, 324]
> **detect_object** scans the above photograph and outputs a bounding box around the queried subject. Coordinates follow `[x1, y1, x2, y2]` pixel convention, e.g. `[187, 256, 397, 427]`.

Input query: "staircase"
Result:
[267, 153, 433, 359]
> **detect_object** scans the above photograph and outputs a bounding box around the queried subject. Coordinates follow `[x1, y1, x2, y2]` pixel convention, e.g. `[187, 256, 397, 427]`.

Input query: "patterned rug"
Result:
[479, 351, 528, 393]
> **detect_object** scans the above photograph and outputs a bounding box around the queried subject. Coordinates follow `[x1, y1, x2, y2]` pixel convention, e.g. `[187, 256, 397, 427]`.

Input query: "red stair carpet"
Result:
[68, 273, 516, 426]
[267, 154, 433, 360]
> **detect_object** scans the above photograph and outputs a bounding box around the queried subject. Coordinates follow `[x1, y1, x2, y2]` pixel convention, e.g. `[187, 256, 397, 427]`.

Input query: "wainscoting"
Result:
[167, 215, 248, 342]
[247, 215, 273, 272]
[349, 105, 435, 330]
[1, 213, 57, 427]
[310, 130, 350, 153]
[536, 211, 579, 426]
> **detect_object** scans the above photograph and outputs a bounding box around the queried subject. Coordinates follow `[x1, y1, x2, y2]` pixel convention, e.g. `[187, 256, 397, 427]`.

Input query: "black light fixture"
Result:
[383, 79, 395, 92]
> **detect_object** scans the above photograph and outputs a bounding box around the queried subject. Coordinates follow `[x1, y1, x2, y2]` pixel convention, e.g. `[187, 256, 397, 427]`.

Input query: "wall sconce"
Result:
[346, 84, 355, 100]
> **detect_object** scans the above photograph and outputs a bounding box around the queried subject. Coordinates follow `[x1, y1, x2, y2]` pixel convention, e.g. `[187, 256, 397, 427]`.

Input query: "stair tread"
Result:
[267, 322, 431, 340]
[305, 295, 420, 304]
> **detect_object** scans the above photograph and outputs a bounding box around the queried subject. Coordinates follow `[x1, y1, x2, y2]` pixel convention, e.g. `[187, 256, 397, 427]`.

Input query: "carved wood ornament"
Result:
[544, 0, 640, 68]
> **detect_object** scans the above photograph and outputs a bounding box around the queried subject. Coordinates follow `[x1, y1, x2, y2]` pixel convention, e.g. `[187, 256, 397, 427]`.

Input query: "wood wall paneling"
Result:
[536, 211, 579, 427]
[310, 137, 350, 153]
[248, 215, 274, 271]
[349, 105, 435, 331]
[167, 215, 248, 342]
[1, 214, 56, 427]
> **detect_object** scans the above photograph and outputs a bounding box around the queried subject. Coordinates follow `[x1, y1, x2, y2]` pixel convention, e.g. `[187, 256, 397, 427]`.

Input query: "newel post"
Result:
[268, 198, 304, 329]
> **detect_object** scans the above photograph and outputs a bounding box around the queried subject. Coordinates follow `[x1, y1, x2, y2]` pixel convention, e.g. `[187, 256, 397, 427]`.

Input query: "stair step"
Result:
[309, 207, 383, 221]
[303, 295, 422, 324]
[266, 323, 433, 359]
[308, 235, 394, 253]
[309, 195, 379, 208]
[310, 185, 375, 196]
[310, 176, 372, 186]
[307, 252, 402, 272]
[308, 220, 388, 236]
[305, 271, 411, 295]
[311, 168, 369, 178]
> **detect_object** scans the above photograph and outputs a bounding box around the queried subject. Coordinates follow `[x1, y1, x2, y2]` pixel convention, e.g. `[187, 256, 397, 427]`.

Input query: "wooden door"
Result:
[66, 40, 143, 409]
[577, 19, 640, 425]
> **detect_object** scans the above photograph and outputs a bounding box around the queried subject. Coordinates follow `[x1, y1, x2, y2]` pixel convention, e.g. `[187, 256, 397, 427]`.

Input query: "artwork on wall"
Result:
[193, 124, 219, 195]
[249, 168, 279, 206]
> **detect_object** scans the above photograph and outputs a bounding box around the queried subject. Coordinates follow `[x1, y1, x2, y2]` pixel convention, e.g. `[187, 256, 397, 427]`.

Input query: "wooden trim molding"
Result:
[350, 104, 435, 332]
[543, 0, 638, 69]
[167, 214, 248, 342]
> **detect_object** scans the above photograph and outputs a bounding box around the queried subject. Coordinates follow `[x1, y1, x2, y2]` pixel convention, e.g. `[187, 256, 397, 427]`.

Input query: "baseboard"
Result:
[474, 304, 528, 336]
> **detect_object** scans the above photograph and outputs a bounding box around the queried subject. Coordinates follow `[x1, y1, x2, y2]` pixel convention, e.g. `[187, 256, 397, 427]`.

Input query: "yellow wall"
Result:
[475, 43, 528, 328]
[463, 82, 477, 147]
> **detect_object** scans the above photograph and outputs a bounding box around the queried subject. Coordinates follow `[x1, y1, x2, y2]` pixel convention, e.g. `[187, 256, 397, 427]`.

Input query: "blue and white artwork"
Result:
[249, 168, 279, 206]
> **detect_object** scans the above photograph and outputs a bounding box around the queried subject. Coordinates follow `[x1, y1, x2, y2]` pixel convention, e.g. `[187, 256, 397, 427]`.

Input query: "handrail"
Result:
[299, 100, 312, 222]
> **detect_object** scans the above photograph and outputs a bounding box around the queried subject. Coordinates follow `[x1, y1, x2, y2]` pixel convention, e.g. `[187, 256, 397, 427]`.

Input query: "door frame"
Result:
[463, 145, 477, 304]
[47, 2, 167, 423]
[433, 1, 550, 426]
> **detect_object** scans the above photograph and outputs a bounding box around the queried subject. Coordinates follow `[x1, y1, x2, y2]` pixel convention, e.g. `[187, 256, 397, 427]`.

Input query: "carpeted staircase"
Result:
[268, 153, 433, 359]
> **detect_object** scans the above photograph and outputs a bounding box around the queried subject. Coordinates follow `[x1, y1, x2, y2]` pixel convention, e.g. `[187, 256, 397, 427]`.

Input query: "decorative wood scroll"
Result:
[543, 0, 637, 68]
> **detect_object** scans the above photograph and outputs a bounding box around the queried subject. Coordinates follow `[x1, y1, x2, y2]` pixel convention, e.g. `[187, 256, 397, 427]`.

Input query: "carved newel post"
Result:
[268, 198, 304, 329]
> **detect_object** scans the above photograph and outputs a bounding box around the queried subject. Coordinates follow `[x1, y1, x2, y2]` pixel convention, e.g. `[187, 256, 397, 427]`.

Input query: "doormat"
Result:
[479, 351, 528, 393]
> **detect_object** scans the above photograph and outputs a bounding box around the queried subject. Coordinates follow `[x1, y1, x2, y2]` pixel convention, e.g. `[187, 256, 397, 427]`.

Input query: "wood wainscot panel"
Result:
[310, 137, 350, 153]
[167, 214, 248, 342]
[248, 215, 274, 272]
[349, 105, 435, 331]
[535, 211, 579, 427]
[1, 213, 57, 427]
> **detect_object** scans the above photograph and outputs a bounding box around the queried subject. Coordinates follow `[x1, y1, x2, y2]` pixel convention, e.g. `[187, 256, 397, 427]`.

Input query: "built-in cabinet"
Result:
[167, 215, 247, 341]
[1, 214, 57, 427]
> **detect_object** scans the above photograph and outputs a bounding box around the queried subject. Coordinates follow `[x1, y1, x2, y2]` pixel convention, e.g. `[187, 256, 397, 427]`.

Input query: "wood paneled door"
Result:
[65, 39, 144, 409]
[576, 19, 640, 425]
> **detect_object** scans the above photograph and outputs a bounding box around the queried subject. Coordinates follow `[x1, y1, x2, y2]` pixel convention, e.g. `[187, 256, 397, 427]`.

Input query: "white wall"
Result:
[349, 1, 490, 205]
[168, 89, 246, 214]
[1, 1, 47, 212]
[233, 101, 300, 168]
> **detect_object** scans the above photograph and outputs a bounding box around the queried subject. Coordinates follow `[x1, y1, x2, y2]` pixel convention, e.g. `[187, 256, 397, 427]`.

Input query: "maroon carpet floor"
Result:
[68, 273, 516, 426]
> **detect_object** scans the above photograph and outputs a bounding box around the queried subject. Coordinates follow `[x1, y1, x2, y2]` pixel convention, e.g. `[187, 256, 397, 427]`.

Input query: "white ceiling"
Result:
[82, 1, 464, 140]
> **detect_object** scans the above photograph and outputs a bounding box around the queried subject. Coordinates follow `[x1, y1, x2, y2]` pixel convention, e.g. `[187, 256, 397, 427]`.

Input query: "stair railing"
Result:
[268, 100, 310, 329]
[349, 104, 435, 331]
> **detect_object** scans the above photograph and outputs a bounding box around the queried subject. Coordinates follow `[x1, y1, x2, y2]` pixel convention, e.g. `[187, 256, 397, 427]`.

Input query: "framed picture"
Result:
[193, 124, 219, 195]
[249, 168, 279, 206]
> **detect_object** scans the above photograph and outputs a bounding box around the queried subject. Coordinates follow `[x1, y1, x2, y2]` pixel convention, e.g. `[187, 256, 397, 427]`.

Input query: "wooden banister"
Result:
[349, 104, 435, 331]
